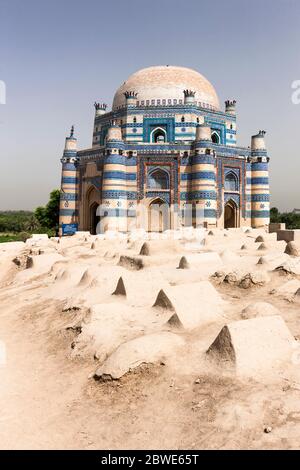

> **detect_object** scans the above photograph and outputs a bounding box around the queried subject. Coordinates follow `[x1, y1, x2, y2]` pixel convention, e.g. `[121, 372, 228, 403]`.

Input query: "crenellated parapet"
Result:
[123, 90, 138, 107]
[225, 99, 236, 115]
[94, 102, 107, 117]
[183, 89, 196, 105]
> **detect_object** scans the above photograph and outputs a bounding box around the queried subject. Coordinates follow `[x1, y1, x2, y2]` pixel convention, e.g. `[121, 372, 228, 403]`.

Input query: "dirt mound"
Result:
[12, 253, 33, 270]
[139, 242, 150, 256]
[177, 252, 223, 273]
[77, 269, 93, 287]
[71, 303, 149, 361]
[257, 242, 268, 251]
[178, 256, 190, 269]
[241, 302, 281, 319]
[93, 332, 185, 380]
[153, 282, 224, 330]
[257, 256, 268, 265]
[139, 239, 182, 255]
[239, 271, 270, 289]
[118, 255, 144, 270]
[112, 272, 169, 306]
[272, 280, 300, 301]
[207, 316, 296, 378]
[112, 277, 126, 296]
[285, 242, 300, 257]
[275, 258, 300, 275]
[221, 270, 270, 288]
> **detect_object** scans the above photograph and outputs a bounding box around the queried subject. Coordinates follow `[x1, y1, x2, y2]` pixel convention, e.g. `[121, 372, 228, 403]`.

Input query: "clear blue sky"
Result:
[0, 0, 299, 211]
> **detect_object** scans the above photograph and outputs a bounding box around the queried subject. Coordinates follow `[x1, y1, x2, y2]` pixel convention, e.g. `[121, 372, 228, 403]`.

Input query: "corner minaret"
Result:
[192, 124, 217, 227]
[93, 103, 107, 146]
[100, 121, 128, 232]
[59, 126, 79, 236]
[250, 130, 270, 227]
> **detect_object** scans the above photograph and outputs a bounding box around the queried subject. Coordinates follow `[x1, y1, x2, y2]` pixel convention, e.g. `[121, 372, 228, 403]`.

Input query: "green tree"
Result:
[34, 189, 60, 234]
[270, 207, 280, 223]
[24, 215, 40, 232]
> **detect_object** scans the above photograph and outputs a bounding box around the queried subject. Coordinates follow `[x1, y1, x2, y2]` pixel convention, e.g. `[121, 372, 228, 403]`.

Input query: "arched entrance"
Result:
[148, 198, 170, 232]
[224, 199, 238, 228]
[90, 201, 99, 235]
[85, 186, 100, 234]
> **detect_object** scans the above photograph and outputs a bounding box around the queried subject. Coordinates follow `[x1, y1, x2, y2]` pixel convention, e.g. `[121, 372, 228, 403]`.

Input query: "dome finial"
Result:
[70, 125, 74, 137]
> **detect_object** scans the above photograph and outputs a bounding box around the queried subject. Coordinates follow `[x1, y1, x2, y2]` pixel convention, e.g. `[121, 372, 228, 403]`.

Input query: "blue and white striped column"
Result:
[100, 122, 133, 232]
[192, 124, 217, 226]
[250, 131, 270, 227]
[59, 127, 79, 236]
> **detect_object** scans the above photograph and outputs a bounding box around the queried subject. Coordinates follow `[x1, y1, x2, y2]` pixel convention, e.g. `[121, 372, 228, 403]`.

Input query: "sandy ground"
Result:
[1, 228, 300, 449]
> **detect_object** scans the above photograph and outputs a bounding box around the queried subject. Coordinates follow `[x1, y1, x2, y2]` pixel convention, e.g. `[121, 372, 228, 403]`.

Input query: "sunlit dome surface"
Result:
[112, 65, 220, 111]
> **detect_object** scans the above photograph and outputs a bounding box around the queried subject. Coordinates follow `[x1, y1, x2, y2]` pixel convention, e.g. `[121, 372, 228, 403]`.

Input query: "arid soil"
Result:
[1, 228, 300, 450]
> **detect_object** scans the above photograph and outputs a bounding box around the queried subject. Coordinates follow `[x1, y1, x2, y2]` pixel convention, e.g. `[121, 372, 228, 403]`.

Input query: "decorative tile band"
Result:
[60, 209, 78, 216]
[247, 194, 270, 202]
[247, 177, 269, 185]
[145, 192, 170, 204]
[181, 171, 216, 181]
[101, 190, 137, 199]
[251, 150, 268, 157]
[62, 177, 78, 184]
[180, 191, 217, 201]
[251, 162, 269, 171]
[60, 193, 78, 201]
[191, 155, 216, 165]
[250, 210, 270, 218]
[62, 163, 77, 171]
[98, 208, 136, 218]
[203, 209, 217, 218]
[103, 171, 137, 181]
[104, 155, 137, 165]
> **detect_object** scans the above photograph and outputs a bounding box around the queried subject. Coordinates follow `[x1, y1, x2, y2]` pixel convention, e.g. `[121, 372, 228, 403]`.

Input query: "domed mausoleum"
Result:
[59, 65, 270, 234]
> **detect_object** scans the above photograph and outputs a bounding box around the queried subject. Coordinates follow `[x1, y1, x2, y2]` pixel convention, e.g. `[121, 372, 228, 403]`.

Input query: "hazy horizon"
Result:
[1, 0, 300, 211]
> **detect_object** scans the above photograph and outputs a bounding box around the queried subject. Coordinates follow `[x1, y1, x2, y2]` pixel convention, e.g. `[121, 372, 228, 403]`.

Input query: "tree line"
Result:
[0, 190, 60, 242]
[270, 207, 300, 229]
[0, 193, 299, 243]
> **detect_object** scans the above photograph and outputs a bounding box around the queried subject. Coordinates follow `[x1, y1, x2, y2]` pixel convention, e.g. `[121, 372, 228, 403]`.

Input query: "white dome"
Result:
[112, 65, 220, 111]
